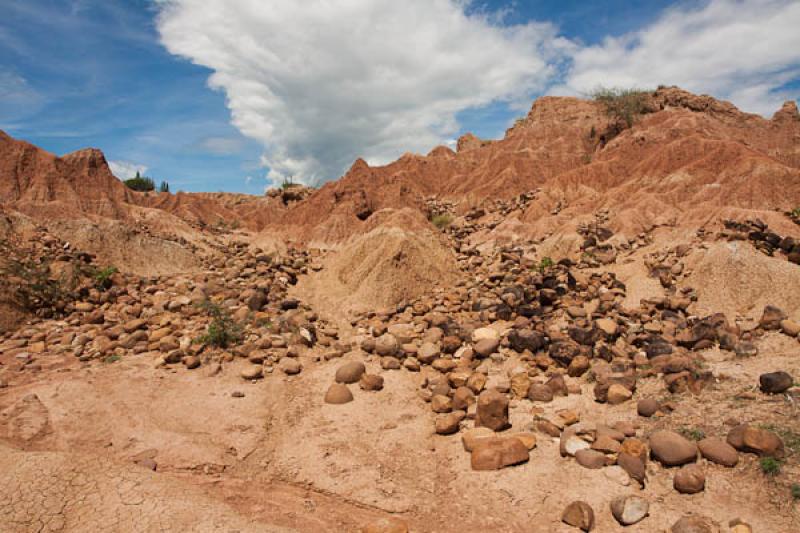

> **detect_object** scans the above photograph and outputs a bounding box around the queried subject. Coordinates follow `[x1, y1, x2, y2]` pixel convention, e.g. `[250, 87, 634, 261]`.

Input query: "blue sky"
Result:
[1, 1, 798, 193]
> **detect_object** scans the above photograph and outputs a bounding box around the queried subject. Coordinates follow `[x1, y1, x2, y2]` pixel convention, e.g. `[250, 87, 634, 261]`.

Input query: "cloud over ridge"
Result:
[156, 0, 570, 185]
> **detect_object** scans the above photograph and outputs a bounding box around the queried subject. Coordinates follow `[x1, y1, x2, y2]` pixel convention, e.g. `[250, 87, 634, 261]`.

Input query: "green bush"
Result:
[760, 457, 783, 475]
[592, 87, 651, 128]
[92, 266, 118, 291]
[0, 239, 78, 314]
[159, 181, 170, 193]
[431, 214, 453, 230]
[123, 171, 155, 192]
[195, 300, 243, 348]
[792, 483, 800, 500]
[537, 256, 554, 272]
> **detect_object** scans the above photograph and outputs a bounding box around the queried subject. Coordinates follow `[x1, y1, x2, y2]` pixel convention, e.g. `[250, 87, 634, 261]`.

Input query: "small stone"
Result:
[561, 501, 595, 532]
[637, 398, 660, 417]
[374, 334, 398, 356]
[231, 391, 245, 398]
[279, 358, 302, 375]
[431, 394, 453, 413]
[182, 355, 200, 369]
[610, 496, 649, 526]
[671, 515, 721, 533]
[324, 383, 353, 404]
[780, 319, 800, 337]
[240, 365, 263, 380]
[475, 389, 510, 431]
[568, 355, 590, 377]
[359, 373, 384, 391]
[607, 383, 633, 404]
[575, 449, 606, 469]
[335, 361, 366, 383]
[759, 305, 787, 330]
[617, 453, 646, 486]
[473, 338, 500, 357]
[673, 464, 705, 494]
[759, 371, 793, 394]
[435, 411, 465, 435]
[560, 432, 591, 457]
[528, 383, 554, 402]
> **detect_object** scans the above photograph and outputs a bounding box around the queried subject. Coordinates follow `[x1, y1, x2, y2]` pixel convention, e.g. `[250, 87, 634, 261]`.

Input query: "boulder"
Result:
[649, 430, 697, 466]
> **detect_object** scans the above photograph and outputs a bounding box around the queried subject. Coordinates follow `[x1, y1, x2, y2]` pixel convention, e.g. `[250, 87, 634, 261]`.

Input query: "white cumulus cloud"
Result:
[556, 0, 800, 116]
[109, 160, 148, 180]
[155, 0, 572, 185]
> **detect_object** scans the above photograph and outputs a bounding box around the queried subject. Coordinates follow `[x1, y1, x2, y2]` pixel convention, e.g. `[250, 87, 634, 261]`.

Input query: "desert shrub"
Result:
[195, 300, 243, 348]
[431, 214, 453, 230]
[679, 427, 706, 441]
[792, 483, 800, 500]
[592, 87, 651, 128]
[760, 457, 783, 475]
[537, 256, 554, 272]
[280, 176, 299, 190]
[0, 238, 79, 314]
[91, 266, 118, 291]
[123, 171, 155, 192]
[791, 207, 800, 218]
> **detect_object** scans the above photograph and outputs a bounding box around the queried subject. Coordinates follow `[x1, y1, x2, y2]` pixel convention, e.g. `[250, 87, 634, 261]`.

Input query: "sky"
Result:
[1, 1, 799, 193]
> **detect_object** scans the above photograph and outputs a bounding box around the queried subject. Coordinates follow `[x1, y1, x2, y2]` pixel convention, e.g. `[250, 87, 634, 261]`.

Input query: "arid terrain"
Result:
[1, 87, 800, 532]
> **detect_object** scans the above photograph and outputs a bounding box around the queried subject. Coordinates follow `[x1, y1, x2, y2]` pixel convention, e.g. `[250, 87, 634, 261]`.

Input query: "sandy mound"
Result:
[683, 240, 800, 323]
[296, 224, 460, 320]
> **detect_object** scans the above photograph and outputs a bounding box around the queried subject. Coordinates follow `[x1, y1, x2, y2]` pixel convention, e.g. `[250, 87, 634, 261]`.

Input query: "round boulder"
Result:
[335, 361, 366, 384]
[649, 430, 698, 466]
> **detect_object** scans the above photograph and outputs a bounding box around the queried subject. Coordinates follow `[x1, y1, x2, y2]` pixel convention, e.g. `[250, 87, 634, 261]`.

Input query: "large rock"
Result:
[759, 371, 793, 394]
[473, 338, 500, 357]
[649, 430, 698, 466]
[698, 437, 738, 467]
[475, 389, 510, 431]
[727, 425, 785, 457]
[470, 437, 529, 470]
[335, 361, 366, 384]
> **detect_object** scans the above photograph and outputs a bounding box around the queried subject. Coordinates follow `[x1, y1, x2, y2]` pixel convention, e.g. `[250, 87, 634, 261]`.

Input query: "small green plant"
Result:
[537, 256, 554, 272]
[159, 181, 170, 193]
[431, 214, 453, 230]
[679, 427, 706, 441]
[280, 176, 299, 190]
[592, 87, 651, 128]
[791, 207, 800, 218]
[0, 238, 78, 314]
[92, 266, 118, 291]
[791, 483, 800, 500]
[760, 456, 783, 475]
[104, 354, 121, 364]
[123, 171, 156, 192]
[195, 300, 243, 348]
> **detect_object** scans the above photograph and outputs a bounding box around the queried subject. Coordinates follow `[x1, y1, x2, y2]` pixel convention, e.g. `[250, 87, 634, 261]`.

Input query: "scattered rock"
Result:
[561, 501, 595, 531]
[673, 464, 705, 494]
[324, 383, 354, 404]
[610, 495, 649, 526]
[649, 430, 698, 466]
[335, 361, 366, 384]
[698, 437, 738, 467]
[759, 371, 793, 394]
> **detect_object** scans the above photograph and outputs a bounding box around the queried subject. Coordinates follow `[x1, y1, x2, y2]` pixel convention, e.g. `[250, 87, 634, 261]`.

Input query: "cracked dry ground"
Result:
[2, 210, 800, 532]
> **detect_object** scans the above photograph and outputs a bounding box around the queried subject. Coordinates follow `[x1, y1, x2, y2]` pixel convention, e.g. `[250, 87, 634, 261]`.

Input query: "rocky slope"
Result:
[1, 87, 800, 532]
